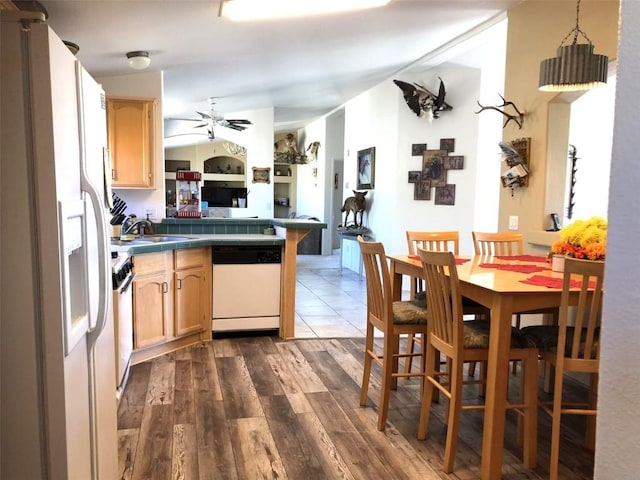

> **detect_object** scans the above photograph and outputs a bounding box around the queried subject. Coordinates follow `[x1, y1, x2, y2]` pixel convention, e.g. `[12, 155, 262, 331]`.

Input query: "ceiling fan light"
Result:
[220, 0, 390, 21]
[126, 51, 151, 70]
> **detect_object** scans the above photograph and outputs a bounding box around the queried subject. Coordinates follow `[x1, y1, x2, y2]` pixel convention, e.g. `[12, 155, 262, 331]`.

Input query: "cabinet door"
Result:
[133, 272, 171, 349]
[174, 266, 208, 337]
[107, 97, 155, 188]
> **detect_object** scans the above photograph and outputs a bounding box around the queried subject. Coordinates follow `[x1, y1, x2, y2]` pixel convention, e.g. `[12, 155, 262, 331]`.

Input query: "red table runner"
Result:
[479, 263, 550, 274]
[494, 254, 549, 263]
[520, 274, 596, 289]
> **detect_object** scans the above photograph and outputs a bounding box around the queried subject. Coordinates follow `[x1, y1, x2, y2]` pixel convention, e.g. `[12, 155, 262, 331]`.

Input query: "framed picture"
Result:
[252, 167, 271, 184]
[414, 180, 431, 200]
[411, 143, 427, 156]
[422, 149, 447, 187]
[408, 170, 421, 183]
[357, 147, 375, 190]
[444, 155, 464, 170]
[435, 184, 456, 205]
[440, 138, 455, 153]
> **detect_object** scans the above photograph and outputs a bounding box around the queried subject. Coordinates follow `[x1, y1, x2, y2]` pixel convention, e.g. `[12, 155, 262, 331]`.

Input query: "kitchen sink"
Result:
[111, 235, 194, 246]
[137, 235, 194, 243]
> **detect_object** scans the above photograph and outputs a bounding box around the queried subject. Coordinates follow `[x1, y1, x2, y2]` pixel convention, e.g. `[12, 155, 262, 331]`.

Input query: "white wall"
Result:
[297, 119, 326, 219]
[217, 107, 276, 218]
[339, 65, 488, 271]
[394, 66, 483, 255]
[594, 1, 640, 476]
[566, 75, 616, 222]
[324, 110, 346, 254]
[472, 22, 507, 233]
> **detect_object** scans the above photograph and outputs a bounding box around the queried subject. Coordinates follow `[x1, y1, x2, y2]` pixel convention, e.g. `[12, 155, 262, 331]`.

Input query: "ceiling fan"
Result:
[166, 97, 252, 140]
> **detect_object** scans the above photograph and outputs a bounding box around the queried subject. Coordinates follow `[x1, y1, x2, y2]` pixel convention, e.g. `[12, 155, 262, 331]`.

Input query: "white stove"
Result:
[110, 250, 134, 398]
[111, 251, 133, 290]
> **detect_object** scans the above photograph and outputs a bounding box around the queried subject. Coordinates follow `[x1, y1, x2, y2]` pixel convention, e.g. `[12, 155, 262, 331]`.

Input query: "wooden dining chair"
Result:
[472, 231, 524, 255]
[471, 231, 557, 375]
[406, 230, 460, 301]
[416, 249, 539, 473]
[357, 236, 428, 431]
[404, 231, 489, 375]
[521, 258, 604, 480]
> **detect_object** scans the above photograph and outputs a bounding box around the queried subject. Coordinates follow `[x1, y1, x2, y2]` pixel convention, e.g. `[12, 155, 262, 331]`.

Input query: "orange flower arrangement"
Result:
[551, 216, 607, 261]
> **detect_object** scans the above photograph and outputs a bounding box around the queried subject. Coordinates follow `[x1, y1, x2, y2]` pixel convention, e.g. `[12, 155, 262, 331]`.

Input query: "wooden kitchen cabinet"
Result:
[132, 247, 212, 363]
[174, 247, 211, 337]
[132, 251, 172, 350]
[107, 96, 156, 188]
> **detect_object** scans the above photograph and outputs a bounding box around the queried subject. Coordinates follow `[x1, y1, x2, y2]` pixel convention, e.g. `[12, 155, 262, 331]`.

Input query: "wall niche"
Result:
[203, 155, 245, 175]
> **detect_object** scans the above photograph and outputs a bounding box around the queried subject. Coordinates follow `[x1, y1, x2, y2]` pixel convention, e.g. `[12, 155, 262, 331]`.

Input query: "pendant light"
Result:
[538, 0, 608, 92]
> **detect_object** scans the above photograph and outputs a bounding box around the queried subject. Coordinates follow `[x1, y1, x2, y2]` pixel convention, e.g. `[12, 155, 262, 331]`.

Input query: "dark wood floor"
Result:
[117, 336, 595, 479]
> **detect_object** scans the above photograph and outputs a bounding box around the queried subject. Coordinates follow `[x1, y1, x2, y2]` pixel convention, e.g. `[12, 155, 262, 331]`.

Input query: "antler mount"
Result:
[475, 94, 525, 129]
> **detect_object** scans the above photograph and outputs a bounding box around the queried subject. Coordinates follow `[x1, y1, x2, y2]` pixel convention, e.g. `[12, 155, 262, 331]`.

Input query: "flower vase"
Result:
[551, 254, 566, 273]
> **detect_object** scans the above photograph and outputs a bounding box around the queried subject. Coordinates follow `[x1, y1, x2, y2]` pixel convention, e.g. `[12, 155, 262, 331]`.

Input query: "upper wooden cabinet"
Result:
[107, 96, 156, 188]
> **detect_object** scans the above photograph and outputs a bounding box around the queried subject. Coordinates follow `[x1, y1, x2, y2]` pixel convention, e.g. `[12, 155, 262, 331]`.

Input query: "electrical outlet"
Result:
[508, 215, 519, 230]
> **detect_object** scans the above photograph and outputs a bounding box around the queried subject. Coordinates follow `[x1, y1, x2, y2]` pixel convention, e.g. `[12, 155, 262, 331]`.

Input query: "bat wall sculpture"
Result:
[393, 78, 452, 122]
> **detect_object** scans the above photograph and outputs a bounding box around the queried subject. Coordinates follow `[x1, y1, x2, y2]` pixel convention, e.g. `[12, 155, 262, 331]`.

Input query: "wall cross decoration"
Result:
[407, 138, 463, 205]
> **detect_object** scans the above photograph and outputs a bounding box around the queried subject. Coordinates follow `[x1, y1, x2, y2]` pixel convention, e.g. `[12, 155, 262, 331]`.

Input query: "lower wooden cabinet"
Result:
[132, 247, 211, 363]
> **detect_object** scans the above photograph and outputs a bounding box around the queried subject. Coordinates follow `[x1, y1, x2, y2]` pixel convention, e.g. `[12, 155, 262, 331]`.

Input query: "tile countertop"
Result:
[110, 233, 286, 254]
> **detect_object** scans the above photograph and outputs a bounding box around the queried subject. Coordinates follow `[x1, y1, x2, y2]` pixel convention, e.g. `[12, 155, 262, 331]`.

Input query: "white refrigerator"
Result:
[1, 11, 118, 480]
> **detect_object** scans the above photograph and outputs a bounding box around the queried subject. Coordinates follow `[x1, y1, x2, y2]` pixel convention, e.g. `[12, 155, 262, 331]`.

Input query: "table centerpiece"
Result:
[550, 216, 607, 271]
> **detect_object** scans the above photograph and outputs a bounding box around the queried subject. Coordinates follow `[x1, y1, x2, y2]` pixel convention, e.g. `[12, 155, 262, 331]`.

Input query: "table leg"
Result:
[480, 296, 514, 480]
[390, 263, 402, 301]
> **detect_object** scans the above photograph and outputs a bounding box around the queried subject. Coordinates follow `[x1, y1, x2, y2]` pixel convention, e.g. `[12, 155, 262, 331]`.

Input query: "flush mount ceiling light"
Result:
[219, 0, 390, 21]
[126, 51, 151, 70]
[539, 0, 608, 92]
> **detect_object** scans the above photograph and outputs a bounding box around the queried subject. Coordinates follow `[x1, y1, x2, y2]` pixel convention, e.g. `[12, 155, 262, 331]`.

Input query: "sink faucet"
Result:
[121, 214, 154, 236]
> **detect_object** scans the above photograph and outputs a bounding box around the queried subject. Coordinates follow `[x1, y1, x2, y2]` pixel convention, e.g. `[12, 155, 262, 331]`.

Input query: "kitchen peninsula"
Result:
[112, 217, 326, 362]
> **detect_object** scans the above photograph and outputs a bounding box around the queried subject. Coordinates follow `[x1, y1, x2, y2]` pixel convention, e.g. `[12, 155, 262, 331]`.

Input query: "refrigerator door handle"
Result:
[75, 61, 110, 348]
[82, 174, 109, 346]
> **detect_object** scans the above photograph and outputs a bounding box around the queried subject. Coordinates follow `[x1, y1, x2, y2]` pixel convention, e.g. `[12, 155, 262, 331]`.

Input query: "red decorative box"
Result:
[176, 170, 202, 181]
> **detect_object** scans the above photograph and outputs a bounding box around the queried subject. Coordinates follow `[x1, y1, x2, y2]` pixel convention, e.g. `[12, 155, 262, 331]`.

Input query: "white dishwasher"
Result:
[211, 245, 282, 333]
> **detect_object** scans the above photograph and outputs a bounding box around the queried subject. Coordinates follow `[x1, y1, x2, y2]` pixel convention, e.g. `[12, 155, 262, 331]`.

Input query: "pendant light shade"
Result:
[538, 0, 608, 92]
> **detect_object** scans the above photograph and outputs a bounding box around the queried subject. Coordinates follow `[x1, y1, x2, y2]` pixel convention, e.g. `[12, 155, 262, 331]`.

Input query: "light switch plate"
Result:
[508, 215, 519, 230]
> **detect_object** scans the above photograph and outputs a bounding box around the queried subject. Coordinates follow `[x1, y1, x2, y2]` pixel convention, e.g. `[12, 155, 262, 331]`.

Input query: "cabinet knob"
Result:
[177, 279, 182, 290]
[162, 282, 168, 293]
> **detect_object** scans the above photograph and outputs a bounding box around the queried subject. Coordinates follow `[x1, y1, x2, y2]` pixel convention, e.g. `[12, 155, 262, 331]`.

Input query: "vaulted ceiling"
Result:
[31, 1, 520, 133]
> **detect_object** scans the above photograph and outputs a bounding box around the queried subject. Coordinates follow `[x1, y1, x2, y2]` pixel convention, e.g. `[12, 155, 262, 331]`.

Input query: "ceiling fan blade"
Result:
[164, 132, 209, 138]
[225, 119, 252, 125]
[166, 117, 205, 122]
[220, 121, 247, 131]
[195, 111, 212, 119]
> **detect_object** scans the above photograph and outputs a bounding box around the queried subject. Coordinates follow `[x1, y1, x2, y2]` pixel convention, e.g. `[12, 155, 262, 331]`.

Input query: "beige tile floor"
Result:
[295, 250, 398, 338]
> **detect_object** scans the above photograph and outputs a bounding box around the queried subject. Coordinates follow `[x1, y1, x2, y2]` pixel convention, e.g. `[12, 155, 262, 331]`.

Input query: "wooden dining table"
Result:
[387, 253, 572, 480]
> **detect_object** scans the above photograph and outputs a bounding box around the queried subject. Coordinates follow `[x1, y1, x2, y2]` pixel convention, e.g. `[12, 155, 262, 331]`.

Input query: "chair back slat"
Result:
[407, 231, 459, 256]
[472, 231, 523, 256]
[418, 249, 463, 351]
[559, 258, 604, 364]
[358, 236, 393, 330]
